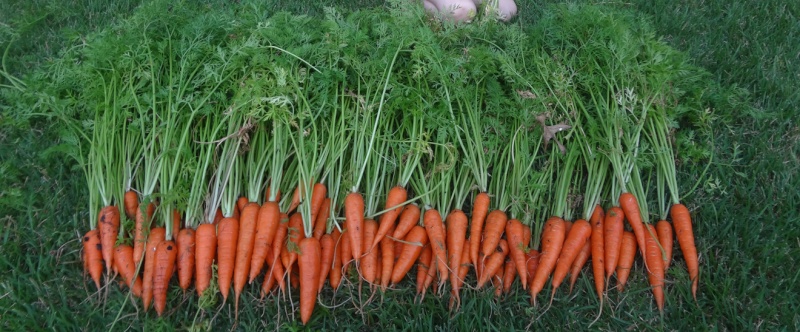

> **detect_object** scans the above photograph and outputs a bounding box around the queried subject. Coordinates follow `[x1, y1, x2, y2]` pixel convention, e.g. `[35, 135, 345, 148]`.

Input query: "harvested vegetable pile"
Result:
[21, 0, 713, 326]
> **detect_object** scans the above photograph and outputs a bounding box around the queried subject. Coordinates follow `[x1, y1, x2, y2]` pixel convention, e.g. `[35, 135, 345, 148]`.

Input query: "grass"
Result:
[1, 0, 799, 330]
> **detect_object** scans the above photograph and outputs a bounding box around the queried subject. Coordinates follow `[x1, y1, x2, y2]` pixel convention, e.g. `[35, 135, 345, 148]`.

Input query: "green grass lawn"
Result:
[1, 0, 798, 330]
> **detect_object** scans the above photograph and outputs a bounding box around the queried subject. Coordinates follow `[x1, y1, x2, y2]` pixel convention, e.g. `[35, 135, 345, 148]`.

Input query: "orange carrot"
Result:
[568, 241, 591, 294]
[330, 228, 343, 290]
[417, 245, 433, 295]
[620, 193, 647, 260]
[392, 203, 421, 240]
[289, 184, 302, 213]
[645, 224, 666, 313]
[172, 209, 182, 234]
[478, 239, 508, 288]
[525, 250, 540, 285]
[260, 247, 276, 298]
[671, 203, 698, 299]
[616, 231, 637, 292]
[309, 183, 327, 224]
[176, 228, 195, 291]
[213, 207, 224, 225]
[480, 210, 508, 262]
[503, 258, 516, 294]
[604, 206, 624, 279]
[469, 192, 490, 276]
[361, 219, 379, 284]
[153, 240, 177, 317]
[423, 209, 448, 282]
[114, 245, 143, 297]
[82, 229, 103, 289]
[551, 219, 592, 297]
[142, 227, 165, 310]
[373, 186, 407, 249]
[656, 220, 673, 271]
[286, 213, 304, 273]
[124, 190, 139, 220]
[216, 216, 239, 302]
[318, 234, 335, 292]
[344, 192, 365, 261]
[450, 241, 472, 310]
[446, 210, 468, 298]
[290, 263, 300, 289]
[380, 224, 396, 291]
[529, 216, 565, 305]
[341, 228, 353, 275]
[270, 218, 288, 292]
[195, 223, 217, 296]
[522, 224, 531, 250]
[391, 225, 429, 285]
[133, 206, 148, 266]
[237, 197, 248, 213]
[249, 201, 281, 283]
[298, 237, 321, 325]
[233, 203, 259, 315]
[505, 218, 528, 289]
[563, 221, 573, 242]
[312, 198, 331, 240]
[98, 205, 120, 272]
[589, 205, 605, 301]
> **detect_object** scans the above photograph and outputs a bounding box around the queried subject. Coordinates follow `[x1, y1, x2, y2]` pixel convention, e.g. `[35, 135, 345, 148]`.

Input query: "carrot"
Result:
[233, 203, 259, 315]
[469, 192, 490, 275]
[361, 219, 379, 284]
[529, 216, 565, 305]
[391, 225, 429, 285]
[416, 244, 433, 294]
[477, 239, 508, 288]
[264, 186, 280, 203]
[213, 207, 224, 225]
[341, 228, 353, 275]
[318, 234, 335, 292]
[522, 224, 531, 250]
[290, 263, 300, 289]
[134, 202, 157, 265]
[329, 228, 343, 290]
[568, 241, 591, 294]
[392, 203, 421, 240]
[312, 198, 331, 240]
[616, 231, 637, 292]
[420, 248, 437, 300]
[344, 192, 365, 261]
[82, 229, 103, 289]
[113, 245, 142, 297]
[289, 184, 302, 213]
[551, 219, 591, 297]
[259, 248, 276, 298]
[671, 203, 698, 299]
[644, 224, 666, 312]
[589, 205, 605, 301]
[216, 216, 239, 302]
[286, 213, 304, 273]
[236, 197, 248, 213]
[480, 210, 507, 262]
[450, 241, 472, 310]
[98, 205, 120, 272]
[525, 250, 540, 284]
[503, 258, 516, 294]
[298, 237, 321, 325]
[563, 221, 573, 242]
[153, 240, 177, 317]
[375, 248, 383, 286]
[423, 209, 448, 282]
[176, 228, 195, 291]
[656, 220, 673, 271]
[505, 218, 528, 289]
[195, 223, 217, 297]
[249, 201, 281, 283]
[446, 210, 468, 299]
[142, 227, 165, 310]
[270, 218, 288, 292]
[373, 186, 408, 249]
[124, 190, 139, 220]
[380, 224, 396, 291]
[620, 192, 647, 260]
[604, 206, 624, 279]
[494, 262, 506, 297]
[172, 209, 182, 234]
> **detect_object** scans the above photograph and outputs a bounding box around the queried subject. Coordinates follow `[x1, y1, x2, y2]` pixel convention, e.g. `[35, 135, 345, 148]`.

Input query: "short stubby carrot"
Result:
[344, 192, 365, 260]
[153, 240, 177, 317]
[298, 237, 321, 325]
[114, 245, 143, 297]
[671, 203, 698, 299]
[469, 192, 490, 275]
[656, 220, 673, 271]
[98, 205, 120, 272]
[373, 186, 407, 249]
[616, 231, 637, 292]
[620, 192, 647, 261]
[529, 216, 565, 305]
[249, 201, 281, 283]
[525, 250, 540, 285]
[481, 210, 508, 261]
[318, 234, 335, 292]
[176, 228, 195, 291]
[423, 209, 448, 282]
[392, 203, 421, 240]
[195, 223, 217, 297]
[590, 205, 605, 301]
[124, 190, 139, 220]
[82, 229, 103, 290]
[142, 227, 165, 310]
[391, 225, 429, 285]
[503, 258, 516, 294]
[216, 216, 239, 302]
[505, 218, 528, 288]
[645, 224, 665, 312]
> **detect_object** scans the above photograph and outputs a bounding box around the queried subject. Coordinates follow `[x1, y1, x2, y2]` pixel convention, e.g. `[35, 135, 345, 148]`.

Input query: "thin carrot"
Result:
[318, 234, 335, 292]
[446, 210, 468, 299]
[270, 218, 288, 292]
[249, 201, 281, 283]
[568, 241, 591, 294]
[620, 192, 647, 259]
[616, 231, 637, 292]
[416, 245, 432, 295]
[153, 240, 177, 317]
[309, 183, 327, 223]
[216, 216, 239, 302]
[373, 186, 407, 249]
[480, 210, 507, 263]
[233, 203, 259, 316]
[494, 262, 506, 297]
[329, 229, 343, 290]
[450, 241, 471, 310]
[420, 246, 437, 300]
[286, 213, 304, 274]
[469, 192, 490, 275]
[341, 228, 352, 275]
[477, 239, 508, 288]
[551, 219, 591, 297]
[380, 224, 396, 291]
[522, 224, 531, 250]
[656, 220, 673, 271]
[312, 198, 330, 240]
[604, 206, 624, 279]
[505, 218, 528, 289]
[502, 258, 516, 294]
[133, 206, 148, 266]
[391, 225, 429, 285]
[361, 219, 379, 284]
[176, 228, 195, 291]
[82, 229, 103, 289]
[645, 224, 665, 312]
[529, 216, 565, 305]
[98, 205, 120, 272]
[124, 190, 139, 220]
[298, 237, 321, 325]
[344, 192, 365, 261]
[142, 227, 165, 310]
[589, 205, 605, 301]
[392, 203, 421, 240]
[172, 209, 182, 235]
[423, 209, 448, 282]
[259, 247, 276, 298]
[113, 245, 142, 297]
[671, 203, 698, 299]
[195, 223, 217, 297]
